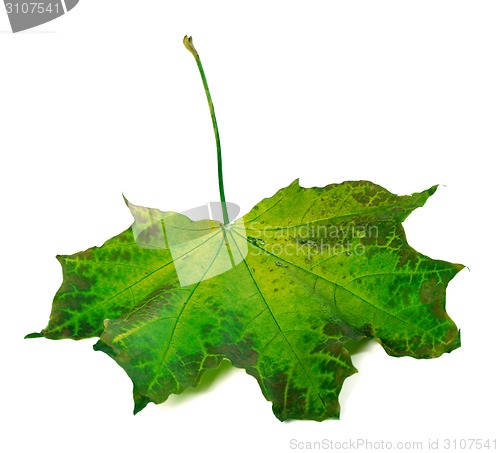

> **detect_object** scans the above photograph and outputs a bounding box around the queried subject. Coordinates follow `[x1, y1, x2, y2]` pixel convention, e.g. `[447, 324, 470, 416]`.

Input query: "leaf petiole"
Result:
[184, 36, 230, 226]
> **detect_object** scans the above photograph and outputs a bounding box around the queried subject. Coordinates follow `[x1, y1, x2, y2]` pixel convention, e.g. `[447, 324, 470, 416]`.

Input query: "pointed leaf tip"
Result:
[25, 332, 44, 339]
[134, 395, 151, 415]
[427, 184, 439, 196]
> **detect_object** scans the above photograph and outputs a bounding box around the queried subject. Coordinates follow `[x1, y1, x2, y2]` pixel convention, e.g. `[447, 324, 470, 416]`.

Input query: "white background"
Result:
[1, 1, 498, 452]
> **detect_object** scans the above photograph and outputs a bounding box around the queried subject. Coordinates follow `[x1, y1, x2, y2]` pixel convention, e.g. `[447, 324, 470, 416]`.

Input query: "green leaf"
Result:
[27, 36, 462, 421]
[30, 180, 462, 421]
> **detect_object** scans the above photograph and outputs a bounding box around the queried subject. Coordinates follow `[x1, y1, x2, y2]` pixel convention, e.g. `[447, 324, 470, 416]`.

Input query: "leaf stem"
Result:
[184, 36, 230, 226]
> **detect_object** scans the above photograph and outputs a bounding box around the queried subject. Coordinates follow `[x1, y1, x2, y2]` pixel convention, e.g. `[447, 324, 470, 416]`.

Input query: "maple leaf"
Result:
[27, 37, 463, 421]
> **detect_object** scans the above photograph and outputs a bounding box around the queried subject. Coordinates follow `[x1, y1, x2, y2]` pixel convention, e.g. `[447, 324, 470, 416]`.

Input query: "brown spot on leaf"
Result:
[321, 321, 362, 341]
[361, 323, 374, 336]
[420, 278, 445, 306]
[323, 322, 338, 336]
[78, 249, 94, 260]
[397, 246, 417, 268]
[202, 355, 221, 369]
[202, 324, 214, 334]
[266, 371, 308, 420]
[429, 302, 447, 321]
[218, 336, 257, 367]
[65, 273, 93, 292]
